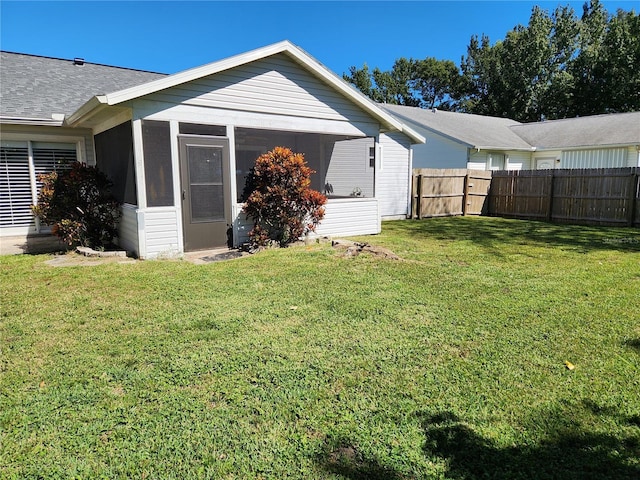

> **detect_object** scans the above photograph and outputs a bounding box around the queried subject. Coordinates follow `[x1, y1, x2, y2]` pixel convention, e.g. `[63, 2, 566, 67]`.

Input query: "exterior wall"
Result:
[412, 131, 468, 168]
[116, 204, 139, 255]
[314, 198, 380, 237]
[377, 132, 412, 219]
[506, 151, 532, 170]
[561, 147, 631, 169]
[139, 207, 180, 258]
[232, 198, 380, 244]
[467, 150, 488, 170]
[139, 54, 377, 131]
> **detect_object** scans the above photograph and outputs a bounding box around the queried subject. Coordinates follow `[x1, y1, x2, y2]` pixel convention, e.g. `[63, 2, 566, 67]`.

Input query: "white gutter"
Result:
[65, 96, 108, 126]
[0, 116, 65, 127]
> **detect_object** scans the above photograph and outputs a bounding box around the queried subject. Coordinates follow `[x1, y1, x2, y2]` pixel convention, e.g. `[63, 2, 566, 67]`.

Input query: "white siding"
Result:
[142, 54, 375, 127]
[506, 151, 532, 170]
[561, 147, 628, 168]
[232, 198, 380, 245]
[412, 131, 468, 168]
[314, 198, 380, 237]
[626, 145, 638, 167]
[116, 204, 139, 256]
[140, 208, 180, 259]
[325, 137, 374, 198]
[377, 132, 412, 218]
[467, 150, 488, 170]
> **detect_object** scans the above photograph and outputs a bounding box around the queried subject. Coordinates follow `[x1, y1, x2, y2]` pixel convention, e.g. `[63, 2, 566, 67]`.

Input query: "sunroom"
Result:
[61, 42, 424, 258]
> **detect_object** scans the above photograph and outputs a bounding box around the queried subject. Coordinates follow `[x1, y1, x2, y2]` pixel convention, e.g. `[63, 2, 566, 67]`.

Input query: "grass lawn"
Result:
[1, 217, 639, 479]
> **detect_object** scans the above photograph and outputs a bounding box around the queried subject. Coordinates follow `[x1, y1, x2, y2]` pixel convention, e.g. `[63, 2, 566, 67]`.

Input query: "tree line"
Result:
[343, 0, 639, 122]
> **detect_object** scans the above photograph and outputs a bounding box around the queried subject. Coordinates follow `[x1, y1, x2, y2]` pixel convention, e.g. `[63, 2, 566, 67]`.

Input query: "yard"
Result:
[1, 217, 639, 479]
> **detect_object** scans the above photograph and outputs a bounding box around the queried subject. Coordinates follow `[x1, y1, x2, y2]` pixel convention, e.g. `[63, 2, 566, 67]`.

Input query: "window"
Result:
[95, 121, 136, 205]
[488, 153, 505, 170]
[234, 127, 374, 202]
[1, 140, 76, 229]
[142, 120, 174, 207]
[179, 123, 226, 137]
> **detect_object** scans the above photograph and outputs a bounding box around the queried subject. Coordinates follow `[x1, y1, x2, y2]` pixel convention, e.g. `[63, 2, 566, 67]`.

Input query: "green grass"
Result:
[1, 217, 639, 479]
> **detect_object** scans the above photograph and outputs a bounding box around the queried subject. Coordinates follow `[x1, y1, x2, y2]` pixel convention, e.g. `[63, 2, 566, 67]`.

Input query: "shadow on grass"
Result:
[418, 411, 639, 480]
[316, 404, 640, 480]
[385, 217, 640, 254]
[624, 338, 640, 354]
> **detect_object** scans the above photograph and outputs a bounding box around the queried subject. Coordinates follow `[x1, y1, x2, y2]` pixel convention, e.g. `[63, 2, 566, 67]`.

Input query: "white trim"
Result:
[169, 120, 184, 254]
[26, 141, 40, 232]
[131, 119, 147, 209]
[407, 147, 413, 218]
[226, 124, 239, 245]
[0, 116, 64, 127]
[135, 101, 379, 138]
[67, 41, 425, 144]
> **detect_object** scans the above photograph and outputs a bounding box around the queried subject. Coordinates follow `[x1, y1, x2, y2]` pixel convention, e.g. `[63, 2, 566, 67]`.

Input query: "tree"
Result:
[344, 57, 462, 109]
[242, 147, 327, 248]
[345, 1, 639, 120]
[32, 162, 121, 248]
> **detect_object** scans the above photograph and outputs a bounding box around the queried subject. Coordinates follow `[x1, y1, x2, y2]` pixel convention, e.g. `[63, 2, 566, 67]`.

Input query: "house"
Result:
[1, 42, 424, 258]
[381, 104, 640, 171]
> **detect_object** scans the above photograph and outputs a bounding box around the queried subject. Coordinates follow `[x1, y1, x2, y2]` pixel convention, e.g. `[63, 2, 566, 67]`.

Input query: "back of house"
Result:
[1, 43, 424, 257]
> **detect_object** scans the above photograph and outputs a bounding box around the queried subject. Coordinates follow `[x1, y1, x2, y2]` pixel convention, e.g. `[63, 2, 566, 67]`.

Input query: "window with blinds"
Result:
[0, 141, 76, 228]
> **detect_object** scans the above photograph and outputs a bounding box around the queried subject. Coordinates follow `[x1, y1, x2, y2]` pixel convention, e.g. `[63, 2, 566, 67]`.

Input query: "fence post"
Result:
[462, 172, 470, 216]
[416, 174, 423, 219]
[546, 172, 555, 222]
[628, 168, 638, 227]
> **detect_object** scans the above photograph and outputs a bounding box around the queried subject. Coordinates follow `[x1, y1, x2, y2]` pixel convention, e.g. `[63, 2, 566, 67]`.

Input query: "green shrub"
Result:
[243, 147, 327, 247]
[32, 162, 121, 248]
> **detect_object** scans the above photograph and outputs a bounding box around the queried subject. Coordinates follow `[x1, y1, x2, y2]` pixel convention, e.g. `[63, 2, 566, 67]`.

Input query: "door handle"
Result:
[182, 190, 186, 200]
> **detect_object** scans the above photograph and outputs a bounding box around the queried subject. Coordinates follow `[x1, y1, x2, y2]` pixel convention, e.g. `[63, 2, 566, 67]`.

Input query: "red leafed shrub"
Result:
[32, 162, 121, 248]
[242, 147, 327, 247]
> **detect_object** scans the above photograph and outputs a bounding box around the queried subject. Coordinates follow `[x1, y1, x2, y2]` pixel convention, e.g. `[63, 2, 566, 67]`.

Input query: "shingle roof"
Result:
[381, 104, 532, 150]
[0, 51, 166, 120]
[510, 112, 640, 149]
[381, 103, 640, 151]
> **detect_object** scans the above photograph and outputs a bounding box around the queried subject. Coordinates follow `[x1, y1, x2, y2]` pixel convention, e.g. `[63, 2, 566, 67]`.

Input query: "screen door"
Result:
[179, 136, 230, 251]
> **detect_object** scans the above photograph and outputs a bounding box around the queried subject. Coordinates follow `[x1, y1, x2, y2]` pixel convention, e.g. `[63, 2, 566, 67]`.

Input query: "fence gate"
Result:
[412, 169, 491, 218]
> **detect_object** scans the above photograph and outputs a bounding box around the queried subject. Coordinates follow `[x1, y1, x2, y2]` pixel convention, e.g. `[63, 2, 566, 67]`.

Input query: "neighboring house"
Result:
[1, 41, 424, 258]
[381, 104, 640, 171]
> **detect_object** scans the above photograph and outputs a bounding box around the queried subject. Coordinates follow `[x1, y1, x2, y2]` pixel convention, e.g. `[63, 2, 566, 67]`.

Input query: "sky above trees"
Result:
[1, 1, 636, 76]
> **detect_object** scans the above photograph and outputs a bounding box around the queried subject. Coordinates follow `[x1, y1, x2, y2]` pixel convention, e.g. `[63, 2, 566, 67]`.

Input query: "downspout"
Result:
[407, 147, 413, 218]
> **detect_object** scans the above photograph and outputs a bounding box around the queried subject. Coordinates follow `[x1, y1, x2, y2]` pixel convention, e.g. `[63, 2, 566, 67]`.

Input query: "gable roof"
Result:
[510, 111, 640, 149]
[381, 104, 533, 151]
[0, 51, 165, 124]
[1, 42, 424, 143]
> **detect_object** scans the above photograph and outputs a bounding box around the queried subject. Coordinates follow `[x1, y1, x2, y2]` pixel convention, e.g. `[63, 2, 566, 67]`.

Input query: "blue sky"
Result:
[1, 1, 637, 77]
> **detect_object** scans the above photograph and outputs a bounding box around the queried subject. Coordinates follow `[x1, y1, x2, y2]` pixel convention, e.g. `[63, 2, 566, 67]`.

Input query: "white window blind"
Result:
[0, 144, 31, 227]
[0, 141, 76, 228]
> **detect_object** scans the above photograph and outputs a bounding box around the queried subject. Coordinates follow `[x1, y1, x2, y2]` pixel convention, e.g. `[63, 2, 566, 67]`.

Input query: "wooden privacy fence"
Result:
[411, 167, 640, 227]
[412, 169, 492, 218]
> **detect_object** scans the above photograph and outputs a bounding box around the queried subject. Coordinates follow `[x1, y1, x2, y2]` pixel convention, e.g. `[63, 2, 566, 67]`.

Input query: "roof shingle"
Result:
[0, 51, 166, 119]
